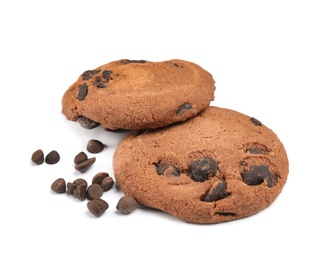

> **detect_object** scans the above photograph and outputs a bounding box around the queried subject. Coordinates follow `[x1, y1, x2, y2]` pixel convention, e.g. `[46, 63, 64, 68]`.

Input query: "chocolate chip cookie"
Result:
[62, 59, 215, 130]
[113, 106, 289, 224]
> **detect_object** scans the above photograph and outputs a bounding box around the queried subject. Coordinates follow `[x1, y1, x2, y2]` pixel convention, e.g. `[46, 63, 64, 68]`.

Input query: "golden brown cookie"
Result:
[113, 106, 289, 224]
[62, 59, 215, 130]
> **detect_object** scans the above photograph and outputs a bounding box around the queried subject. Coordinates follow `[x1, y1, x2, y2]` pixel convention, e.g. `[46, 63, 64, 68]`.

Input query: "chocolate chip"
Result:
[188, 157, 218, 182]
[215, 212, 236, 216]
[101, 177, 114, 192]
[67, 178, 88, 196]
[73, 178, 88, 187]
[156, 163, 180, 177]
[66, 182, 76, 195]
[51, 178, 66, 193]
[96, 83, 106, 88]
[73, 183, 87, 201]
[74, 151, 88, 164]
[92, 172, 109, 185]
[176, 103, 193, 115]
[87, 198, 109, 217]
[250, 117, 262, 126]
[202, 180, 228, 202]
[125, 60, 146, 64]
[92, 172, 114, 191]
[45, 150, 60, 164]
[82, 70, 100, 80]
[87, 139, 105, 154]
[31, 149, 44, 165]
[77, 116, 100, 129]
[74, 157, 96, 173]
[87, 184, 103, 200]
[102, 70, 112, 81]
[242, 165, 275, 187]
[116, 195, 138, 214]
[78, 83, 88, 100]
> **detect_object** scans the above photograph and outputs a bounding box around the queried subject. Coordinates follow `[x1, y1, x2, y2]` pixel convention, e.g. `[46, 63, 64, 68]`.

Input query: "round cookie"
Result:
[62, 59, 215, 130]
[113, 106, 289, 224]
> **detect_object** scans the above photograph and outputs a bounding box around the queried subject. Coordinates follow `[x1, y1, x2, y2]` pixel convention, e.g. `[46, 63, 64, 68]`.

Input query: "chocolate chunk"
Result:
[242, 164, 275, 187]
[188, 157, 218, 182]
[51, 178, 66, 193]
[176, 103, 193, 115]
[250, 117, 262, 126]
[75, 157, 96, 173]
[87, 198, 109, 217]
[116, 195, 138, 214]
[202, 181, 228, 202]
[87, 139, 105, 154]
[74, 151, 88, 164]
[156, 163, 180, 177]
[45, 150, 60, 164]
[96, 82, 106, 88]
[82, 70, 100, 80]
[31, 149, 44, 165]
[87, 184, 103, 200]
[102, 70, 112, 81]
[77, 116, 100, 129]
[78, 83, 88, 100]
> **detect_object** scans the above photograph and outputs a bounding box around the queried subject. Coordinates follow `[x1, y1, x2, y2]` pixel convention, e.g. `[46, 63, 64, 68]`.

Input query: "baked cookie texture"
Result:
[62, 59, 215, 130]
[113, 106, 289, 224]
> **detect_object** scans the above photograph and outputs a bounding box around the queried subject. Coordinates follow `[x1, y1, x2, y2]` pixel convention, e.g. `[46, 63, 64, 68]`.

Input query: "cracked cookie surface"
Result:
[62, 59, 215, 130]
[113, 106, 289, 224]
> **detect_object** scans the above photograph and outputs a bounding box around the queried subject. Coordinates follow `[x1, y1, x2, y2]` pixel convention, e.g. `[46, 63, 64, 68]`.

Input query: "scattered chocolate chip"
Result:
[96, 82, 106, 88]
[87, 184, 104, 200]
[250, 117, 262, 126]
[202, 181, 228, 202]
[188, 157, 218, 182]
[87, 198, 109, 217]
[92, 172, 109, 185]
[31, 149, 44, 165]
[67, 178, 88, 197]
[92, 172, 114, 191]
[101, 177, 114, 192]
[87, 139, 105, 154]
[45, 150, 60, 164]
[156, 163, 180, 177]
[78, 83, 88, 100]
[116, 195, 138, 214]
[51, 178, 66, 193]
[82, 70, 100, 80]
[74, 157, 96, 173]
[176, 102, 193, 115]
[73, 183, 87, 201]
[73, 178, 88, 187]
[77, 116, 100, 129]
[102, 70, 112, 81]
[74, 151, 88, 164]
[242, 164, 275, 187]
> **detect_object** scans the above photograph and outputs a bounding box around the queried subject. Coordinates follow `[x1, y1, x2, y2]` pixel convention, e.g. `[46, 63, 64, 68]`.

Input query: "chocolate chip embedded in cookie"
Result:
[113, 106, 289, 224]
[62, 59, 215, 130]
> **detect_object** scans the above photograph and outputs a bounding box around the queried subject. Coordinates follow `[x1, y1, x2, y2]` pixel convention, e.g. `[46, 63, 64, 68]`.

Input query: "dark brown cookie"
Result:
[62, 59, 215, 130]
[113, 106, 289, 224]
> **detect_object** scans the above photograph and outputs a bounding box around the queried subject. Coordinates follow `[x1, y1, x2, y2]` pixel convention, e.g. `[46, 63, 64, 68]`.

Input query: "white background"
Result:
[1, 0, 328, 259]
